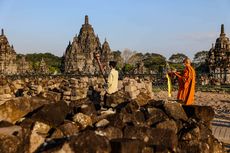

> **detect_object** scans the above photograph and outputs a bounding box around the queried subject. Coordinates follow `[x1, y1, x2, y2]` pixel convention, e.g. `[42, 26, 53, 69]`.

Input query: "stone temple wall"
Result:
[0, 76, 153, 105]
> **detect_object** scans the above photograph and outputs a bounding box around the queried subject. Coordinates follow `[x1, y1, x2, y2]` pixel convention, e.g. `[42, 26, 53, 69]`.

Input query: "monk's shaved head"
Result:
[183, 58, 191, 65]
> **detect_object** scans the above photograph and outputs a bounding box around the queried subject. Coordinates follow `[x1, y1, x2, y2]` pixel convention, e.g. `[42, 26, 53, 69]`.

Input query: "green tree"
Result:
[193, 50, 209, 73]
[143, 53, 166, 73]
[25, 52, 62, 73]
[111, 50, 124, 69]
[122, 63, 134, 73]
[127, 53, 143, 65]
[169, 53, 188, 63]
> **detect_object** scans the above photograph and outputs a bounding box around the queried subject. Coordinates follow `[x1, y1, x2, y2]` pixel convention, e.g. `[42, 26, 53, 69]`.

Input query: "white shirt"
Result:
[107, 68, 118, 94]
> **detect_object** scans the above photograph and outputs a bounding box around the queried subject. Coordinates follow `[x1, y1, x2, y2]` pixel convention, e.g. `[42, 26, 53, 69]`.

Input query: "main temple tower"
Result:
[208, 24, 230, 84]
[63, 15, 112, 74]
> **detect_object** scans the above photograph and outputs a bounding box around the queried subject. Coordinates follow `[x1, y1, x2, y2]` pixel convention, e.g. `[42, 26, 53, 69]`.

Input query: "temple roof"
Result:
[215, 24, 230, 46]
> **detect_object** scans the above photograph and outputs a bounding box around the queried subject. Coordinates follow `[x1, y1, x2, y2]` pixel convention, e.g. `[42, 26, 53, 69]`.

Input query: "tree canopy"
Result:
[193, 50, 209, 73]
[193, 50, 208, 64]
[143, 53, 166, 73]
[24, 52, 62, 73]
[169, 53, 188, 63]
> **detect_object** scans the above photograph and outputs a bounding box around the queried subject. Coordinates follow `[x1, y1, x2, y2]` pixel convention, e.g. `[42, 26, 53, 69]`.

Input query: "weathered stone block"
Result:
[135, 92, 151, 106]
[4, 85, 12, 94]
[80, 103, 97, 116]
[0, 134, 23, 153]
[0, 126, 22, 137]
[73, 113, 92, 129]
[156, 119, 178, 134]
[70, 78, 78, 84]
[146, 107, 168, 126]
[136, 82, 146, 90]
[147, 100, 165, 109]
[96, 126, 123, 140]
[68, 131, 111, 153]
[105, 91, 126, 107]
[118, 81, 123, 90]
[58, 120, 81, 136]
[132, 110, 146, 126]
[119, 101, 139, 113]
[129, 89, 140, 99]
[36, 85, 43, 94]
[63, 95, 70, 101]
[110, 138, 144, 153]
[95, 119, 110, 128]
[29, 122, 51, 153]
[125, 85, 137, 92]
[75, 88, 88, 100]
[164, 102, 188, 121]
[44, 142, 73, 153]
[0, 88, 4, 94]
[182, 105, 215, 122]
[45, 90, 62, 101]
[0, 94, 12, 100]
[145, 81, 153, 96]
[63, 91, 71, 96]
[82, 77, 89, 83]
[107, 114, 125, 129]
[124, 126, 178, 149]
[0, 97, 50, 123]
[31, 101, 69, 127]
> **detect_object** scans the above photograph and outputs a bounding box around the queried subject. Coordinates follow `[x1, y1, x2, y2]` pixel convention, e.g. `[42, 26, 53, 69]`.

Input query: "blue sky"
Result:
[1, 0, 230, 59]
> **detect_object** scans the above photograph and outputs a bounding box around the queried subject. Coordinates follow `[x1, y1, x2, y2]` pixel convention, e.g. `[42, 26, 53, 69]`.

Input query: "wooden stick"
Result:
[94, 53, 107, 83]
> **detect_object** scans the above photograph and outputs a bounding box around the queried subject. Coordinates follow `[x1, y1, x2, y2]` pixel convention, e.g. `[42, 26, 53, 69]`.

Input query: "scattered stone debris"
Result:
[0, 77, 227, 153]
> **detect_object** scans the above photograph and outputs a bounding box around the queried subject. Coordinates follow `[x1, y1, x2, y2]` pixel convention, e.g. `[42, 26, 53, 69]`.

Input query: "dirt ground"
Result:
[153, 90, 230, 119]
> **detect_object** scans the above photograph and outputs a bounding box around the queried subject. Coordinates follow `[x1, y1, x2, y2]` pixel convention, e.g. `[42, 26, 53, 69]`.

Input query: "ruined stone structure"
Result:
[17, 56, 31, 74]
[0, 76, 226, 152]
[208, 24, 230, 84]
[0, 29, 17, 74]
[38, 58, 49, 73]
[63, 15, 113, 74]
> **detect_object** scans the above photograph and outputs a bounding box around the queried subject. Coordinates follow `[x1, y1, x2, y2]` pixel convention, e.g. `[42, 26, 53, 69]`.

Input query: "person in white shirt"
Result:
[107, 61, 118, 94]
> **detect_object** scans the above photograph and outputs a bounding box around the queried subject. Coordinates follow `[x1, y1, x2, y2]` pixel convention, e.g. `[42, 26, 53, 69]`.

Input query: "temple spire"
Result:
[1, 29, 4, 35]
[85, 15, 89, 24]
[220, 24, 225, 37]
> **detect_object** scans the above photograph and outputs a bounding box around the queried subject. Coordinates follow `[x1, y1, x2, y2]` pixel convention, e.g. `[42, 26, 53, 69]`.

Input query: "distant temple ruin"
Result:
[17, 56, 30, 74]
[0, 29, 17, 75]
[62, 15, 113, 74]
[38, 58, 49, 73]
[208, 24, 230, 84]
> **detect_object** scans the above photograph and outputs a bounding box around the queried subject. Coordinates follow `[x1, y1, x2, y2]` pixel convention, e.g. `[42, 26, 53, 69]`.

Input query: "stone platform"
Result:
[212, 118, 230, 151]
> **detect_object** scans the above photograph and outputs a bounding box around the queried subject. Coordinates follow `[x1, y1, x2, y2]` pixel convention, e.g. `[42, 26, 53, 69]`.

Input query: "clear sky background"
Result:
[1, 0, 230, 59]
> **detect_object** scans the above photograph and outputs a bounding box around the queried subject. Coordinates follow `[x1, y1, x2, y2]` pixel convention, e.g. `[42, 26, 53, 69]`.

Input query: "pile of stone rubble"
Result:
[0, 77, 226, 153]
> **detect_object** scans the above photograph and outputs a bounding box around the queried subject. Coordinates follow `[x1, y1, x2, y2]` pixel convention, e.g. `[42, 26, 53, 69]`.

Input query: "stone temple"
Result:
[17, 56, 30, 74]
[0, 29, 17, 75]
[63, 15, 113, 74]
[208, 24, 230, 84]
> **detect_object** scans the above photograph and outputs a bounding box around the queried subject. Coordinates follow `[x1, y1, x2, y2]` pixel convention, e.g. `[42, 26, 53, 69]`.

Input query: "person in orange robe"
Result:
[173, 58, 196, 105]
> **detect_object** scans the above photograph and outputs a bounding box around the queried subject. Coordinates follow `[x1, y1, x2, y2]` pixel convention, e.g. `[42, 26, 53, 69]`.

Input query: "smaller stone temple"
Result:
[208, 24, 230, 84]
[63, 15, 113, 74]
[0, 29, 17, 74]
[17, 56, 31, 74]
[38, 58, 49, 73]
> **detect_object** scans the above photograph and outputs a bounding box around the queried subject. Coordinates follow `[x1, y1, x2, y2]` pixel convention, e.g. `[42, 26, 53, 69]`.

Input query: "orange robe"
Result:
[175, 65, 196, 105]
